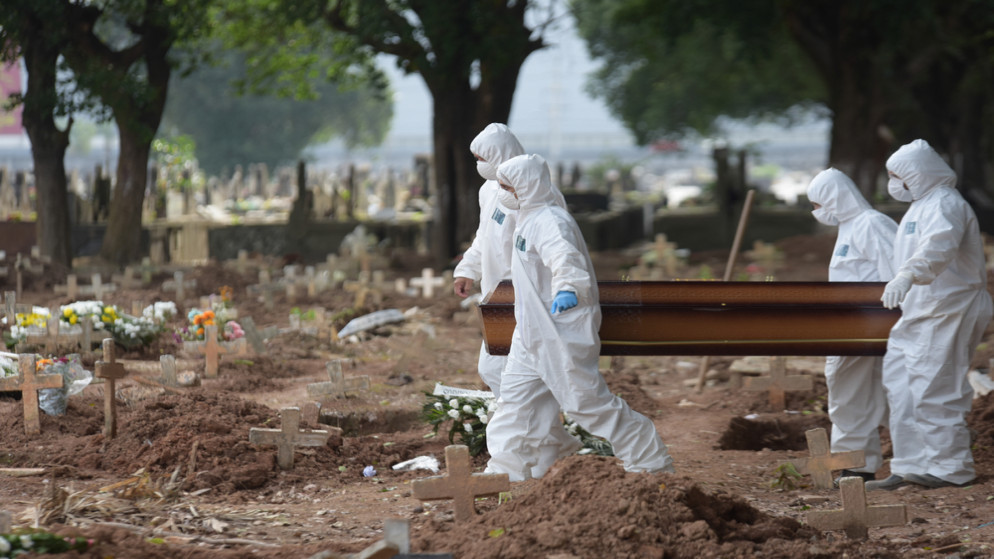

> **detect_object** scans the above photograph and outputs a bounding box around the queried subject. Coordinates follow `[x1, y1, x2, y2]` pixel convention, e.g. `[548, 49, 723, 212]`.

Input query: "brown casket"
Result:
[479, 281, 900, 356]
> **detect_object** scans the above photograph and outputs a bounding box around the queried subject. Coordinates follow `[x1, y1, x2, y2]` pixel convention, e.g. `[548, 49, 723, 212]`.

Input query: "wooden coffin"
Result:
[479, 281, 901, 356]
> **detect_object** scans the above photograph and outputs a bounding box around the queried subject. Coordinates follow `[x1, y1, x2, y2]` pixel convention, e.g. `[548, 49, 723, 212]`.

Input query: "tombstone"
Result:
[0, 354, 64, 436]
[95, 338, 128, 438]
[742, 356, 813, 410]
[410, 268, 445, 298]
[307, 360, 370, 399]
[159, 354, 178, 387]
[248, 407, 331, 469]
[248, 269, 281, 311]
[163, 271, 197, 302]
[239, 316, 275, 354]
[785, 428, 866, 490]
[806, 477, 907, 539]
[411, 445, 510, 522]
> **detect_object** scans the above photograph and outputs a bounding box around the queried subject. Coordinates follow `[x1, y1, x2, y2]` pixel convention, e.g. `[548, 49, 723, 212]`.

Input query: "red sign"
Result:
[0, 60, 23, 135]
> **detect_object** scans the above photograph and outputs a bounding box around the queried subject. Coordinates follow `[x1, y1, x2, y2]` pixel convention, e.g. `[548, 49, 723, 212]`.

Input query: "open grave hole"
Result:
[716, 414, 831, 451]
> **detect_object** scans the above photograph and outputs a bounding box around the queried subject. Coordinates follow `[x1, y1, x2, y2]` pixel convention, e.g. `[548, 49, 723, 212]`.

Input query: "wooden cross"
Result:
[0, 354, 64, 436]
[410, 268, 445, 298]
[343, 274, 383, 308]
[806, 477, 907, 539]
[163, 271, 197, 302]
[112, 266, 143, 289]
[742, 356, 813, 410]
[54, 274, 79, 299]
[83, 273, 115, 299]
[412, 445, 510, 522]
[248, 407, 331, 469]
[159, 354, 178, 386]
[785, 428, 866, 490]
[4, 291, 31, 329]
[183, 324, 231, 378]
[95, 338, 128, 438]
[306, 360, 370, 399]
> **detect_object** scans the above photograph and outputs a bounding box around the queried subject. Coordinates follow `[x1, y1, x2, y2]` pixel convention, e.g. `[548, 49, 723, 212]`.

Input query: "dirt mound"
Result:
[412, 454, 881, 559]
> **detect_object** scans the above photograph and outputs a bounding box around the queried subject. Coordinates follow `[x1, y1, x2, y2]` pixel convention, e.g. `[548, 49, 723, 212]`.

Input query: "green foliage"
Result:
[770, 462, 803, 490]
[152, 135, 199, 191]
[571, 0, 822, 144]
[0, 529, 92, 556]
[160, 46, 391, 175]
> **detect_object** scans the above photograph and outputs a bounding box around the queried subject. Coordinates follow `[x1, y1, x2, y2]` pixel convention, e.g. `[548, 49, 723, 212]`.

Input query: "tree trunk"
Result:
[20, 33, 72, 269]
[100, 120, 155, 265]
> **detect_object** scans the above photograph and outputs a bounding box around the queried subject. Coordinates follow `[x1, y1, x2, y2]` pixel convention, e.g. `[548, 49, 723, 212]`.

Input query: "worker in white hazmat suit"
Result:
[484, 153, 675, 481]
[867, 139, 993, 491]
[453, 123, 526, 399]
[807, 168, 897, 482]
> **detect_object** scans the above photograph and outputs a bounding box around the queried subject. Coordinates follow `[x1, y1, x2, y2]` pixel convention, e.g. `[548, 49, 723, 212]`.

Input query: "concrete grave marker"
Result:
[159, 354, 178, 386]
[410, 268, 445, 298]
[248, 269, 281, 311]
[248, 407, 331, 469]
[0, 354, 64, 436]
[163, 271, 197, 302]
[785, 428, 866, 490]
[307, 360, 370, 399]
[806, 477, 907, 539]
[95, 338, 129, 438]
[743, 356, 813, 410]
[412, 445, 510, 522]
[239, 316, 275, 354]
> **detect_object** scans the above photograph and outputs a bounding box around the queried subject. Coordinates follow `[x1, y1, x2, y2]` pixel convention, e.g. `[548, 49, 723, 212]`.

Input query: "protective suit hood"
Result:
[807, 168, 871, 223]
[496, 154, 567, 213]
[470, 123, 525, 167]
[886, 139, 957, 201]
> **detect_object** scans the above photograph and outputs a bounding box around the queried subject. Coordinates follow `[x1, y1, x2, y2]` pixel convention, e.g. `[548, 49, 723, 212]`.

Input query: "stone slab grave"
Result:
[409, 268, 446, 298]
[307, 359, 370, 399]
[162, 270, 197, 303]
[412, 444, 510, 522]
[784, 427, 866, 490]
[183, 324, 246, 378]
[248, 269, 281, 311]
[54, 273, 117, 300]
[807, 476, 907, 539]
[95, 338, 129, 438]
[0, 353, 63, 436]
[742, 356, 814, 410]
[248, 407, 336, 470]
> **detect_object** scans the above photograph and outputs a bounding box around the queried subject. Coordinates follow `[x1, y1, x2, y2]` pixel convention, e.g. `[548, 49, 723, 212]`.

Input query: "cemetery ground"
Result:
[3, 232, 994, 558]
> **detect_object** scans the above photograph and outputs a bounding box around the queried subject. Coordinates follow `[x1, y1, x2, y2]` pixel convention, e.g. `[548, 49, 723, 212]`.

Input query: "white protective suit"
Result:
[807, 168, 898, 474]
[882, 139, 993, 484]
[485, 154, 675, 481]
[453, 123, 525, 399]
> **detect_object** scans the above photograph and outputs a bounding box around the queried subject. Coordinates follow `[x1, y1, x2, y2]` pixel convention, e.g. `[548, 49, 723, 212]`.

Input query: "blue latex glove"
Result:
[550, 291, 578, 314]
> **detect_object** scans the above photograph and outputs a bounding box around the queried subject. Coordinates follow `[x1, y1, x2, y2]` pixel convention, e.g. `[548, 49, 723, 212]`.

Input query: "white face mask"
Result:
[888, 176, 913, 202]
[811, 207, 838, 226]
[497, 188, 519, 210]
[477, 160, 498, 181]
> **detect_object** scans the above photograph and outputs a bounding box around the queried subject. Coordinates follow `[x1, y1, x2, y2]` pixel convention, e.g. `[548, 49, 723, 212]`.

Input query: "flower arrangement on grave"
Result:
[0, 529, 92, 557]
[421, 393, 615, 458]
[59, 301, 172, 350]
[0, 353, 16, 378]
[422, 393, 495, 456]
[176, 308, 244, 342]
[34, 354, 92, 416]
[3, 307, 50, 349]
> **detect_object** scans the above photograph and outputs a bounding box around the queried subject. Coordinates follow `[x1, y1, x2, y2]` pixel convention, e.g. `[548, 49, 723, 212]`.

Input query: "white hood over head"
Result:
[886, 139, 957, 200]
[807, 168, 871, 224]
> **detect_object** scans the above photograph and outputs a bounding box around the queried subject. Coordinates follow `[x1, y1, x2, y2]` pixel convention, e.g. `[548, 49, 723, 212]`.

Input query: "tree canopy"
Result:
[572, 0, 994, 197]
[161, 47, 392, 176]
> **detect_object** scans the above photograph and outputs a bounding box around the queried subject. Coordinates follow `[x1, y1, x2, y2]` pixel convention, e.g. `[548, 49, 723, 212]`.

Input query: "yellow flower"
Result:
[63, 308, 72, 317]
[69, 315, 78, 325]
